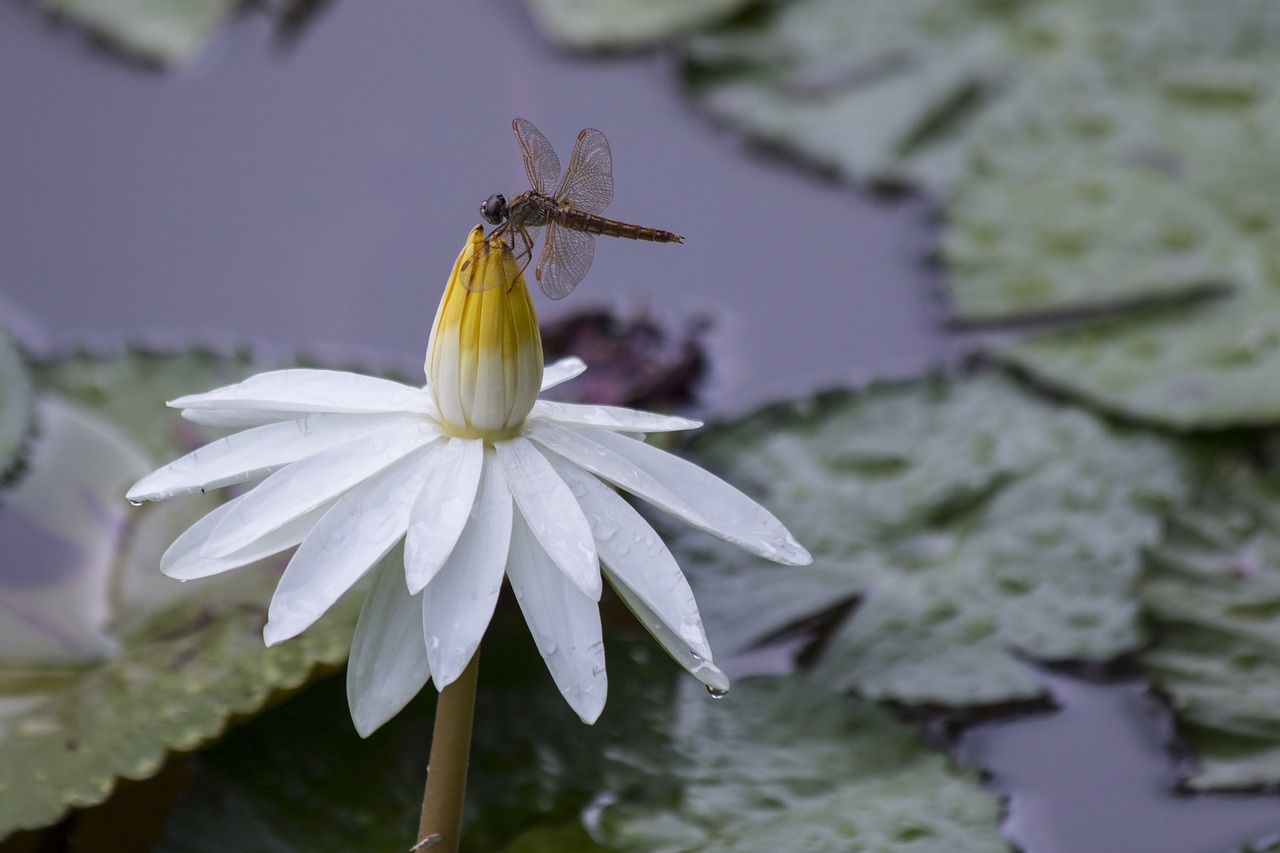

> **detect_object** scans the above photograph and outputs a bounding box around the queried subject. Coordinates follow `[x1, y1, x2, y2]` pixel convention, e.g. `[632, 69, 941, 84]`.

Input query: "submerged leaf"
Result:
[680, 372, 1192, 706]
[0, 349, 363, 835]
[40, 0, 241, 64]
[156, 629, 1004, 853]
[0, 328, 33, 483]
[524, 0, 758, 51]
[1141, 458, 1280, 790]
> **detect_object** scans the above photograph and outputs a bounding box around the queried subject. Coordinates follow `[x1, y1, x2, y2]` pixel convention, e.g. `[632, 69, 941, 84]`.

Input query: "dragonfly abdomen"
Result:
[551, 207, 684, 244]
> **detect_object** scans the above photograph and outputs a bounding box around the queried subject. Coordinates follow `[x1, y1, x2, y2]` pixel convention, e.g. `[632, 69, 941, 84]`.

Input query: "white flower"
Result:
[127, 226, 810, 736]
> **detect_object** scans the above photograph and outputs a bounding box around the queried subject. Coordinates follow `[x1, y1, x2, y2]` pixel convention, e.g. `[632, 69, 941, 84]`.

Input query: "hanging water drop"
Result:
[706, 685, 728, 699]
[127, 498, 144, 507]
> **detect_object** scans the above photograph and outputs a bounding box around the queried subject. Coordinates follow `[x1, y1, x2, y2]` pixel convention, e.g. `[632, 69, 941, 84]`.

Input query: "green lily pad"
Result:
[0, 328, 34, 483]
[1141, 456, 1280, 790]
[683, 0, 1016, 189]
[156, 628, 1005, 853]
[944, 164, 1238, 322]
[998, 289, 1280, 431]
[679, 371, 1192, 706]
[40, 0, 241, 65]
[524, 0, 758, 51]
[689, 0, 1280, 428]
[0, 349, 364, 835]
[594, 676, 1005, 853]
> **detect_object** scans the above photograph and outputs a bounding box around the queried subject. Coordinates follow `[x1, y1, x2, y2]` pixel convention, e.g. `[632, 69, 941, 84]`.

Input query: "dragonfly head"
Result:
[481, 194, 509, 225]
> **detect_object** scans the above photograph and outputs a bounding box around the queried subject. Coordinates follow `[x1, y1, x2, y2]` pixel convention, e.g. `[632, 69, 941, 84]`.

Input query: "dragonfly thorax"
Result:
[481, 194, 509, 225]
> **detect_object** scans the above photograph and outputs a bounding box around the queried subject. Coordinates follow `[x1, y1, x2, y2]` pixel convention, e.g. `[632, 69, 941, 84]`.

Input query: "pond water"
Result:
[0, 1, 1278, 851]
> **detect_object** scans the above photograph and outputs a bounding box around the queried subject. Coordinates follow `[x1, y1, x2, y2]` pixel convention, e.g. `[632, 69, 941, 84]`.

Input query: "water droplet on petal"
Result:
[127, 499, 144, 507]
[706, 686, 728, 699]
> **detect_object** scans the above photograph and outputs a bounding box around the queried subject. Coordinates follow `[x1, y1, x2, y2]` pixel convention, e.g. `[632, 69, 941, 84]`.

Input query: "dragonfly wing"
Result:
[536, 222, 595, 300]
[513, 118, 561, 195]
[554, 128, 613, 215]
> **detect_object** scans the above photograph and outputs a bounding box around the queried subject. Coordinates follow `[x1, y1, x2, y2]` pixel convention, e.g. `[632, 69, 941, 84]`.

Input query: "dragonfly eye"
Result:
[481, 194, 508, 225]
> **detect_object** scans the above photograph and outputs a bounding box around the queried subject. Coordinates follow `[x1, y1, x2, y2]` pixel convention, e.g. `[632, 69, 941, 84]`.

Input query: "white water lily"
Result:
[127, 226, 810, 736]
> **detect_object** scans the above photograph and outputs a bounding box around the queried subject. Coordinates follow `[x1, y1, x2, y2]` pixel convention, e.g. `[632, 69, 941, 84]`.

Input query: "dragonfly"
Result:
[465, 118, 684, 300]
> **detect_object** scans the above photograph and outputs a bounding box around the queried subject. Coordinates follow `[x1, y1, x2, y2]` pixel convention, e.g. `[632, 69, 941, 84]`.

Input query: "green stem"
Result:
[415, 651, 480, 851]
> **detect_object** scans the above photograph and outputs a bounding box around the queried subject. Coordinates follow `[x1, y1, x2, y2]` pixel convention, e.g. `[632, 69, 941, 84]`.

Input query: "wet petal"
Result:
[531, 400, 701, 433]
[403, 438, 485, 594]
[161, 494, 333, 580]
[495, 437, 600, 600]
[173, 369, 433, 421]
[422, 448, 512, 687]
[540, 357, 586, 390]
[201, 419, 438, 558]
[528, 421, 811, 566]
[549, 457, 727, 693]
[127, 413, 417, 502]
[347, 557, 431, 738]
[263, 445, 434, 645]
[506, 511, 606, 724]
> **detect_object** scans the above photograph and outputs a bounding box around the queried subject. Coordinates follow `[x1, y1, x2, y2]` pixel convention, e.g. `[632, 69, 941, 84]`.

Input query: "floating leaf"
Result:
[0, 349, 364, 835]
[682, 0, 1104, 190]
[0, 396, 150, 666]
[524, 0, 757, 51]
[689, 0, 1280, 428]
[945, 165, 1238, 322]
[156, 628, 1005, 853]
[998, 290, 1280, 431]
[1141, 457, 1280, 790]
[40, 0, 241, 65]
[594, 676, 1005, 853]
[0, 328, 34, 483]
[679, 372, 1192, 706]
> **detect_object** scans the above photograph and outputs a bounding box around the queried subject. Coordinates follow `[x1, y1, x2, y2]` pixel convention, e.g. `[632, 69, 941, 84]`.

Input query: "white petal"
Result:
[531, 400, 701, 433]
[494, 437, 600, 600]
[506, 511, 606, 724]
[161, 494, 333, 580]
[422, 448, 512, 686]
[346, 557, 432, 738]
[547, 457, 728, 693]
[528, 421, 811, 566]
[262, 446, 433, 645]
[173, 369, 433, 420]
[540, 357, 587, 390]
[201, 418, 438, 559]
[127, 413, 418, 502]
[404, 438, 485, 594]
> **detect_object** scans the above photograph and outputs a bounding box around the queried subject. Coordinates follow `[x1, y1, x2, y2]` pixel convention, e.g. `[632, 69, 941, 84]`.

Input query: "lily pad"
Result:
[156, 629, 1005, 852]
[999, 289, 1280, 431]
[594, 676, 1005, 853]
[0, 349, 364, 835]
[683, 0, 1014, 188]
[0, 328, 34, 483]
[41, 0, 241, 65]
[1141, 457, 1280, 790]
[688, 0, 1280, 428]
[524, 0, 758, 51]
[944, 164, 1238, 322]
[679, 371, 1192, 706]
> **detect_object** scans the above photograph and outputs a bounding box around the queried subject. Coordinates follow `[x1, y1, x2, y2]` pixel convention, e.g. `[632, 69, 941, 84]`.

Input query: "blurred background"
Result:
[4, 2, 1280, 852]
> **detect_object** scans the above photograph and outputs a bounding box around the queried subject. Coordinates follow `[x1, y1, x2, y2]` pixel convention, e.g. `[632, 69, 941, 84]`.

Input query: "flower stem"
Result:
[415, 652, 480, 851]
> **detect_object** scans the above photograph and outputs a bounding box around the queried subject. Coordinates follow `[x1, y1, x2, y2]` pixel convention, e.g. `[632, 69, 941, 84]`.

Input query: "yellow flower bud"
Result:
[427, 226, 543, 440]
